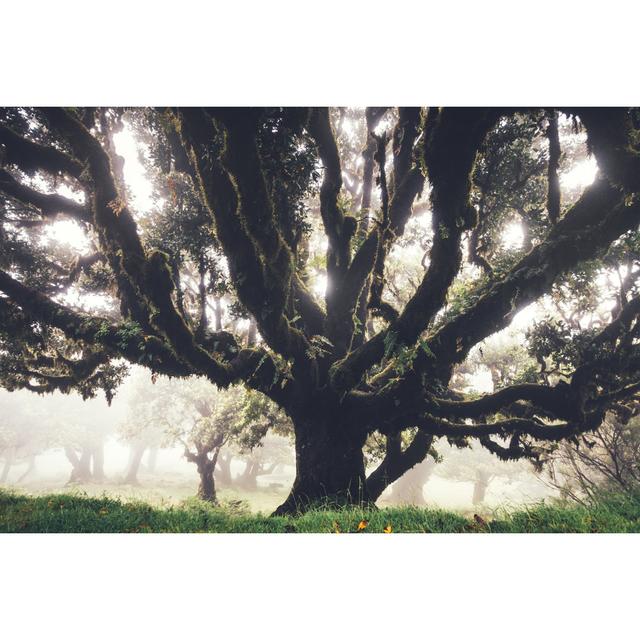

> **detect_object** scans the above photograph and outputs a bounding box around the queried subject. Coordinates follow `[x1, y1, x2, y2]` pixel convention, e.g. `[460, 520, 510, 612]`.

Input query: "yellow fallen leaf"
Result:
[357, 519, 368, 531]
[383, 523, 393, 533]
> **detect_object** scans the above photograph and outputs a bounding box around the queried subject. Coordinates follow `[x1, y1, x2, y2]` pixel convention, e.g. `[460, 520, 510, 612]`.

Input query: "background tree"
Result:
[1, 106, 640, 514]
[0, 390, 53, 483]
[235, 435, 293, 491]
[118, 371, 172, 484]
[122, 373, 290, 502]
[0, 388, 116, 486]
[388, 457, 436, 505]
[542, 415, 640, 503]
[430, 442, 536, 507]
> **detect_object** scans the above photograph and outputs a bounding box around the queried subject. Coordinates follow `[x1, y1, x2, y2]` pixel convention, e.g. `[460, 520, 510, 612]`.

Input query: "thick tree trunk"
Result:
[197, 458, 217, 503]
[274, 415, 369, 515]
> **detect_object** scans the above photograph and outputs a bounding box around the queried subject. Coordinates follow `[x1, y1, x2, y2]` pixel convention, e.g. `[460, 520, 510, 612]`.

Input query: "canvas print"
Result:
[1, 107, 639, 533]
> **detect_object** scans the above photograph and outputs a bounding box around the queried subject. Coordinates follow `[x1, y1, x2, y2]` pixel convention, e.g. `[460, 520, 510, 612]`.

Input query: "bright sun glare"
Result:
[560, 156, 599, 190]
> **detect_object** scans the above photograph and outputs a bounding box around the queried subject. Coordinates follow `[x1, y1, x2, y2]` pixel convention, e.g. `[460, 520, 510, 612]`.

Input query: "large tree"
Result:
[1, 107, 640, 514]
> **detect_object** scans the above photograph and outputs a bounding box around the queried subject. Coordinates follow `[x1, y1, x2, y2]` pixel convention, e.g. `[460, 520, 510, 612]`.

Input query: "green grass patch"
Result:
[1, 489, 639, 533]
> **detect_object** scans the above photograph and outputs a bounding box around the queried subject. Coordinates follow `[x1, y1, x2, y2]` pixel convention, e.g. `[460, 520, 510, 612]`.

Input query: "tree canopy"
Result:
[1, 106, 640, 514]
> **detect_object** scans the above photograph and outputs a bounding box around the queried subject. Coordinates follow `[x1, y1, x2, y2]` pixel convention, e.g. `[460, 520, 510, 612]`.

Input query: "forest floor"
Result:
[10, 472, 291, 513]
[1, 488, 639, 533]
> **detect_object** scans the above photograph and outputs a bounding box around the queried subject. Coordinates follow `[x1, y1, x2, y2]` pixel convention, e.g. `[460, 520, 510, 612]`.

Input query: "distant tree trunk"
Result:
[546, 109, 561, 224]
[239, 460, 259, 490]
[391, 458, 434, 505]
[65, 446, 93, 483]
[1, 447, 15, 483]
[213, 296, 223, 331]
[92, 443, 105, 482]
[78, 448, 92, 481]
[238, 458, 279, 490]
[146, 446, 159, 474]
[124, 443, 146, 484]
[215, 453, 233, 486]
[17, 454, 36, 483]
[196, 456, 217, 503]
[472, 471, 491, 506]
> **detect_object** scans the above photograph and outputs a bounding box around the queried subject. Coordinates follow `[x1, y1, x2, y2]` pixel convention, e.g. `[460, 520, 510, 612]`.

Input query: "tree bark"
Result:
[196, 457, 217, 503]
[273, 415, 369, 515]
[366, 431, 434, 501]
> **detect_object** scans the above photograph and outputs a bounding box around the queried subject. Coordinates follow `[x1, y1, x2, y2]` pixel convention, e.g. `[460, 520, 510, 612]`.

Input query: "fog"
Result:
[0, 373, 556, 514]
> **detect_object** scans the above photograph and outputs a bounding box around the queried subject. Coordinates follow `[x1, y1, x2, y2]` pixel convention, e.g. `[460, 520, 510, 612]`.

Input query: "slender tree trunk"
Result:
[213, 296, 223, 331]
[1, 447, 15, 483]
[92, 443, 105, 482]
[472, 471, 491, 506]
[146, 446, 159, 474]
[274, 415, 369, 515]
[124, 443, 146, 484]
[546, 109, 561, 224]
[17, 454, 36, 483]
[239, 460, 259, 490]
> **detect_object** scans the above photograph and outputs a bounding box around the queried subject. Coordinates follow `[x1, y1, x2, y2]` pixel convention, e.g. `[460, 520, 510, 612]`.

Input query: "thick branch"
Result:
[0, 169, 90, 223]
[573, 108, 640, 192]
[366, 430, 434, 501]
[427, 178, 635, 366]
[175, 108, 309, 364]
[331, 108, 500, 392]
[0, 124, 84, 179]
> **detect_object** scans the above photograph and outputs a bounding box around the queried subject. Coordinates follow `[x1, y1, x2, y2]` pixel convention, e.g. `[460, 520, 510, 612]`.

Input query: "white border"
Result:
[1, 534, 638, 638]
[1, 1, 639, 105]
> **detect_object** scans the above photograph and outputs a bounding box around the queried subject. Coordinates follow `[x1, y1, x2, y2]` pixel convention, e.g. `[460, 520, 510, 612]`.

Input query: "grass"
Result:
[1, 488, 640, 533]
